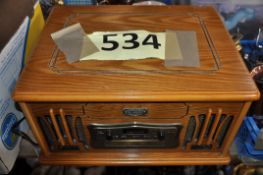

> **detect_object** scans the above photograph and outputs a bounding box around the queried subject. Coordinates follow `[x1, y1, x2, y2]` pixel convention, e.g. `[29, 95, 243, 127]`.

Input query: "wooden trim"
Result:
[49, 108, 66, 146]
[39, 151, 230, 166]
[207, 108, 222, 145]
[197, 108, 212, 145]
[59, 108, 74, 145]
[222, 102, 252, 155]
[14, 93, 259, 103]
[191, 114, 200, 145]
[19, 102, 50, 155]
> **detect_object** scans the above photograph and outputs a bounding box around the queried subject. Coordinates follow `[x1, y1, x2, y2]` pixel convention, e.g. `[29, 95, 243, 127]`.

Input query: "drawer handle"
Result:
[122, 108, 148, 117]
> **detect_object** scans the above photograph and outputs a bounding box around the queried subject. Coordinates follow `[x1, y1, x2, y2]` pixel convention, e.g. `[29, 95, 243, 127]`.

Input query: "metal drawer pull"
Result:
[122, 108, 148, 117]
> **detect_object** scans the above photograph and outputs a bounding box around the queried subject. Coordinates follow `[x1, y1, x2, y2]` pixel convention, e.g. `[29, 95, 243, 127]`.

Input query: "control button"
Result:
[131, 135, 141, 139]
[144, 135, 151, 139]
[158, 131, 165, 140]
[114, 135, 119, 139]
[120, 135, 127, 139]
[98, 130, 105, 135]
[106, 130, 113, 140]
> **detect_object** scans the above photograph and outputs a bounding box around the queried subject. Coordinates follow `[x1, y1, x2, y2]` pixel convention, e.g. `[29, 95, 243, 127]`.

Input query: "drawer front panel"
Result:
[85, 103, 189, 119]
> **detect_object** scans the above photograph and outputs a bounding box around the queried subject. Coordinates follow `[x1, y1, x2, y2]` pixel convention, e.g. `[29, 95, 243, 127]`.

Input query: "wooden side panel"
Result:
[222, 102, 252, 154]
[19, 102, 50, 156]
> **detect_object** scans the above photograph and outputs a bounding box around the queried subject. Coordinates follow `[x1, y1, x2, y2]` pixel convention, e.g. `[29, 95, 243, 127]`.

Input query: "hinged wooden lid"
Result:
[13, 6, 259, 102]
[49, 11, 219, 74]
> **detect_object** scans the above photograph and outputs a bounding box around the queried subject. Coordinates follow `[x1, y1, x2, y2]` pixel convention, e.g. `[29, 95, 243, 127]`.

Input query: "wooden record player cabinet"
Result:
[13, 6, 259, 166]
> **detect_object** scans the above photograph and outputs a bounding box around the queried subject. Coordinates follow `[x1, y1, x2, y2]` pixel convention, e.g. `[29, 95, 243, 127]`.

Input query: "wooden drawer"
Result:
[85, 103, 188, 119]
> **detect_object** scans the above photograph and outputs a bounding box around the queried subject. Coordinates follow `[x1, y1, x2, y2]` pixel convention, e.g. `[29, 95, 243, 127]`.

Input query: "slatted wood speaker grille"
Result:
[183, 108, 233, 151]
[37, 108, 88, 152]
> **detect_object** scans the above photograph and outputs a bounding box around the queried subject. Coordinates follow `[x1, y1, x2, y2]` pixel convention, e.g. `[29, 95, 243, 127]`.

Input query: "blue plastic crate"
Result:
[240, 40, 263, 69]
[235, 116, 263, 160]
[64, 0, 95, 5]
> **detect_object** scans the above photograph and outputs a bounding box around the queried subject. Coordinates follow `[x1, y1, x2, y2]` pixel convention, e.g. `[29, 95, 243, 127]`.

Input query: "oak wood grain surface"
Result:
[13, 6, 259, 102]
[39, 151, 231, 166]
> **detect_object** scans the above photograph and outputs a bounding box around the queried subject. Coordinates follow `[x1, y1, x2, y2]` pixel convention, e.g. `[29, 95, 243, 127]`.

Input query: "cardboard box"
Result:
[0, 17, 29, 174]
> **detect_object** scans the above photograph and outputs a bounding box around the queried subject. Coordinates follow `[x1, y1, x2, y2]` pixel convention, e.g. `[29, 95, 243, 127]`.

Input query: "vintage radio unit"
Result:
[13, 6, 259, 166]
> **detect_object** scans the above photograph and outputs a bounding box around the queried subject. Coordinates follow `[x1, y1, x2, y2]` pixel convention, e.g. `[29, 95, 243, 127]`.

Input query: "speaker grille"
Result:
[37, 108, 88, 152]
[184, 108, 233, 151]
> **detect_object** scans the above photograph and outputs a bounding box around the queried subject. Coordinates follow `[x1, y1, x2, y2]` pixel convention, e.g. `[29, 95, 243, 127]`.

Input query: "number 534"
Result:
[101, 33, 161, 51]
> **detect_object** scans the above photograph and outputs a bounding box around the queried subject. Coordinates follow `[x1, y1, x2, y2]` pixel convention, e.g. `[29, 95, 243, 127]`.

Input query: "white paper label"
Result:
[80, 30, 165, 61]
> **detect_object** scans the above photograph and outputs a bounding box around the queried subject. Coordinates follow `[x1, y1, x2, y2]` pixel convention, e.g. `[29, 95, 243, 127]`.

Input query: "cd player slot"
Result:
[88, 123, 183, 148]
